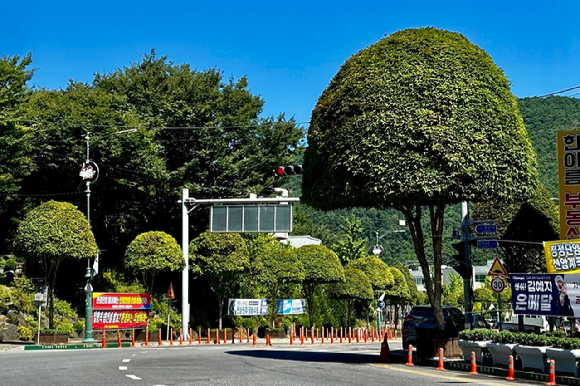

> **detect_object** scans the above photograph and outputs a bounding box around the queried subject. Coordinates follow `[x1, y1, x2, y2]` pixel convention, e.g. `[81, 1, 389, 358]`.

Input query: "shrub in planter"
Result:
[459, 329, 498, 342]
[492, 331, 521, 344]
[543, 329, 567, 339]
[518, 333, 551, 347]
[487, 331, 520, 366]
[458, 329, 496, 364]
[546, 337, 580, 376]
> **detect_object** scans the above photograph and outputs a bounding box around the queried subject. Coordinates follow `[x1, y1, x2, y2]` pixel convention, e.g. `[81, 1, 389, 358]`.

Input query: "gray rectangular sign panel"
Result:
[210, 205, 293, 233]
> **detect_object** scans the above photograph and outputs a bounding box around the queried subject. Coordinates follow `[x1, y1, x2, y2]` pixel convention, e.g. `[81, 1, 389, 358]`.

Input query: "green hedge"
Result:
[459, 329, 580, 349]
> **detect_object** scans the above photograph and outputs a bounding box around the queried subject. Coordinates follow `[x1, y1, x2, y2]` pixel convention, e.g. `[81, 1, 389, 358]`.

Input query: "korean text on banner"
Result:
[93, 310, 149, 330]
[543, 240, 580, 274]
[509, 273, 580, 318]
[227, 299, 269, 316]
[93, 293, 151, 310]
[558, 131, 580, 240]
[277, 299, 306, 315]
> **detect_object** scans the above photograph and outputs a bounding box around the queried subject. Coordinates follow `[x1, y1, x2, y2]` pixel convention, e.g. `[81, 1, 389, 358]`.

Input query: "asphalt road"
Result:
[0, 342, 537, 386]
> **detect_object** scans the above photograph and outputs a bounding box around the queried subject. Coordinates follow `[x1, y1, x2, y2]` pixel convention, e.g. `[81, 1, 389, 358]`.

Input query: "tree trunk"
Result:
[398, 201, 446, 330]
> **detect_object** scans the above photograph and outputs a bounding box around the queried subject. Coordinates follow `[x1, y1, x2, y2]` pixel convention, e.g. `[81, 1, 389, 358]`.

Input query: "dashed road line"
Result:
[122, 359, 131, 363]
[126, 375, 141, 380]
[119, 366, 128, 371]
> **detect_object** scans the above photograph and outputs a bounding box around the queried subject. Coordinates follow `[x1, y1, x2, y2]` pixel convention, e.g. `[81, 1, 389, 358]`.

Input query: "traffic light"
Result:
[451, 242, 470, 279]
[274, 165, 302, 176]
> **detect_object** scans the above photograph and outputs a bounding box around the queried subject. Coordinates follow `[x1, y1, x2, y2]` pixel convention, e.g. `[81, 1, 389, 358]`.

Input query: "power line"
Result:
[536, 85, 580, 98]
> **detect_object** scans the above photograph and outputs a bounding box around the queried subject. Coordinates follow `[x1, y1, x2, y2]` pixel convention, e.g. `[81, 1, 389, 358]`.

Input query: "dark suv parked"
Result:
[402, 305, 465, 349]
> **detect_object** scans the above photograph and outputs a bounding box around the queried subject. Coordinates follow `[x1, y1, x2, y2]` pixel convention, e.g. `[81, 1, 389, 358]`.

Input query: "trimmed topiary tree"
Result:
[124, 231, 185, 293]
[189, 232, 249, 330]
[302, 27, 539, 329]
[331, 268, 373, 327]
[295, 245, 345, 327]
[14, 201, 98, 328]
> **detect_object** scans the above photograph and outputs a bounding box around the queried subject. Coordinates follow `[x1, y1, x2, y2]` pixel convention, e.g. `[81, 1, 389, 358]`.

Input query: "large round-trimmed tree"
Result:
[14, 201, 99, 328]
[189, 232, 249, 329]
[331, 268, 373, 327]
[302, 28, 539, 329]
[124, 231, 185, 294]
[295, 245, 345, 327]
[346, 256, 394, 292]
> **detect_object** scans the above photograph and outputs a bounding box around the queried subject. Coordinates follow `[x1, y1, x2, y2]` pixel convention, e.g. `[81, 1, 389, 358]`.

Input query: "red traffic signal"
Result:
[274, 165, 302, 176]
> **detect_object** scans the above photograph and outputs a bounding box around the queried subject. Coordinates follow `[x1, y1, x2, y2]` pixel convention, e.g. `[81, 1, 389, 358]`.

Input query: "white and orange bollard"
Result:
[405, 344, 414, 366]
[546, 359, 556, 386]
[102, 328, 107, 349]
[158, 328, 162, 346]
[506, 355, 515, 381]
[436, 348, 445, 371]
[468, 351, 477, 375]
[145, 325, 149, 347]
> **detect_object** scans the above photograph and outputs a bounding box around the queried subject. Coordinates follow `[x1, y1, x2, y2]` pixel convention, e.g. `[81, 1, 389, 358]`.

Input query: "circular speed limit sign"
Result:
[491, 277, 505, 293]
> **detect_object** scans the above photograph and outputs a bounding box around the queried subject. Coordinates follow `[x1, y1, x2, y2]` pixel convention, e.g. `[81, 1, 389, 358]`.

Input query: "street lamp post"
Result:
[80, 129, 136, 343]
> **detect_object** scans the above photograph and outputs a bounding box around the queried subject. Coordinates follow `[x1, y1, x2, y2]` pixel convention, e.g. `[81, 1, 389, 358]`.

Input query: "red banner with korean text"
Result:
[93, 293, 151, 310]
[92, 309, 149, 330]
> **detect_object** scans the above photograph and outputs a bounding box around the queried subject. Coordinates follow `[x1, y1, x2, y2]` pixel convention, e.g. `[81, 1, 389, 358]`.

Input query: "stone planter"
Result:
[416, 337, 462, 359]
[265, 330, 286, 339]
[486, 342, 517, 366]
[458, 339, 490, 364]
[515, 345, 549, 372]
[35, 333, 68, 345]
[546, 347, 580, 376]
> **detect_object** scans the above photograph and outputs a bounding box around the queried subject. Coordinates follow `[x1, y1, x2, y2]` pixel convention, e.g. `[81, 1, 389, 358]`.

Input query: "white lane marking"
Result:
[132, 353, 137, 356]
[119, 366, 128, 371]
[122, 359, 131, 363]
[140, 351, 147, 353]
[126, 375, 141, 380]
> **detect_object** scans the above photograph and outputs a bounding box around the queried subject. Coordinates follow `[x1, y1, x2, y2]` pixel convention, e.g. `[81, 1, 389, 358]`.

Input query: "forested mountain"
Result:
[518, 96, 580, 198]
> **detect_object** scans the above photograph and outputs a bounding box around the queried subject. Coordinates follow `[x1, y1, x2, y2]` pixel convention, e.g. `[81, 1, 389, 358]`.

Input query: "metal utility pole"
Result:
[79, 129, 136, 343]
[460, 201, 473, 324]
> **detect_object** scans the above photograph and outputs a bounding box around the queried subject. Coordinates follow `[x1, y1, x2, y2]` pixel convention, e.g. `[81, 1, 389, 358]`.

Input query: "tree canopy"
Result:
[189, 232, 249, 329]
[13, 200, 98, 327]
[124, 231, 185, 293]
[331, 268, 373, 326]
[295, 244, 345, 327]
[302, 27, 539, 329]
[346, 256, 393, 292]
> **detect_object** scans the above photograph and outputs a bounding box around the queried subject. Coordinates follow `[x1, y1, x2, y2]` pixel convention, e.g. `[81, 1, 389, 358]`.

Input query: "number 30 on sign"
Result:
[491, 277, 505, 293]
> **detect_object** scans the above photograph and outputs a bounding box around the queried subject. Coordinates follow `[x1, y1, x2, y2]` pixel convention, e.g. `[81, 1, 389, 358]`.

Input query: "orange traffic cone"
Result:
[378, 333, 390, 363]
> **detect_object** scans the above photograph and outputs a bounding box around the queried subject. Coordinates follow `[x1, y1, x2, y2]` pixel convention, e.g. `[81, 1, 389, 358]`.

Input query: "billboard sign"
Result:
[227, 299, 269, 316]
[509, 273, 580, 317]
[93, 293, 151, 310]
[543, 240, 580, 274]
[277, 299, 306, 315]
[92, 310, 149, 330]
[558, 131, 580, 240]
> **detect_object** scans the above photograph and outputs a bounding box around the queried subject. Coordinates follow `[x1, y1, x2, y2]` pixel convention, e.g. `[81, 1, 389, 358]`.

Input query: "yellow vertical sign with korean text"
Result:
[558, 130, 580, 240]
[544, 240, 580, 274]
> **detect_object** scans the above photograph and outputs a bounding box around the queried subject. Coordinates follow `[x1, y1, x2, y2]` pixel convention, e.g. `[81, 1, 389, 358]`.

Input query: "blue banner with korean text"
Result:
[277, 299, 306, 315]
[510, 273, 580, 317]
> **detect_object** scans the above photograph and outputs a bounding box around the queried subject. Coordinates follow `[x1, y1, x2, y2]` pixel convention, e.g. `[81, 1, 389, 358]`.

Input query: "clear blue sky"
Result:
[3, 1, 579, 127]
